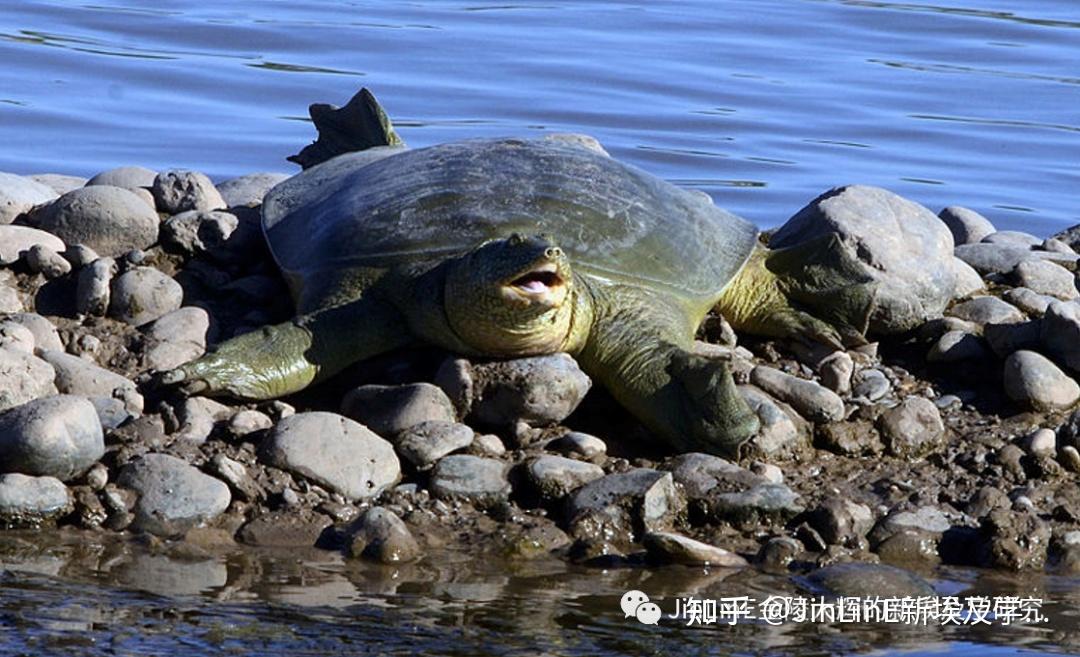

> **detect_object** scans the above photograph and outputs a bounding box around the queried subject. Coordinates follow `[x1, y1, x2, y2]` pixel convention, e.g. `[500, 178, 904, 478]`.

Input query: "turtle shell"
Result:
[262, 137, 758, 310]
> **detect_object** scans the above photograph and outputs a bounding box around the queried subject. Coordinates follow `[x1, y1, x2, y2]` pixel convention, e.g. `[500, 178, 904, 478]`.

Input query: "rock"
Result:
[0, 395, 104, 480]
[976, 507, 1050, 570]
[1052, 224, 1080, 250]
[468, 433, 507, 457]
[29, 186, 158, 257]
[642, 531, 748, 567]
[938, 206, 995, 245]
[983, 230, 1040, 247]
[227, 409, 272, 437]
[809, 497, 875, 547]
[454, 354, 591, 428]
[428, 455, 511, 506]
[663, 452, 800, 524]
[1023, 428, 1056, 457]
[749, 366, 844, 423]
[207, 453, 261, 502]
[664, 452, 763, 497]
[739, 385, 809, 458]
[984, 320, 1041, 358]
[948, 296, 1025, 325]
[173, 396, 231, 443]
[346, 507, 422, 564]
[871, 506, 951, 546]
[237, 509, 331, 548]
[816, 419, 884, 456]
[566, 468, 684, 535]
[0, 284, 21, 313]
[152, 170, 226, 214]
[260, 412, 400, 501]
[818, 351, 853, 395]
[0, 473, 71, 527]
[0, 171, 56, 224]
[2, 313, 62, 352]
[757, 536, 802, 570]
[1003, 287, 1054, 317]
[524, 455, 605, 502]
[142, 306, 212, 371]
[954, 243, 1033, 275]
[0, 321, 35, 353]
[63, 244, 99, 268]
[0, 348, 57, 412]
[548, 431, 607, 459]
[1044, 237, 1075, 254]
[0, 225, 66, 266]
[877, 397, 945, 458]
[770, 185, 956, 333]
[215, 172, 290, 208]
[1003, 350, 1080, 411]
[75, 257, 117, 316]
[29, 173, 86, 195]
[87, 165, 157, 189]
[160, 210, 238, 256]
[341, 383, 457, 437]
[951, 257, 985, 298]
[394, 420, 474, 469]
[117, 453, 231, 537]
[927, 330, 989, 362]
[1011, 260, 1078, 300]
[108, 267, 184, 326]
[804, 563, 935, 597]
[38, 349, 143, 414]
[1040, 300, 1080, 371]
[23, 244, 71, 279]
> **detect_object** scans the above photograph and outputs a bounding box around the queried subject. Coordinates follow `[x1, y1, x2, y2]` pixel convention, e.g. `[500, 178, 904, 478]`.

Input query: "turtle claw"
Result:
[667, 350, 759, 458]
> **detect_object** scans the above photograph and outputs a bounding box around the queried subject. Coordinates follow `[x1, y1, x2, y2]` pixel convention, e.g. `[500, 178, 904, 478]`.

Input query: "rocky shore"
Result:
[2, 162, 1080, 590]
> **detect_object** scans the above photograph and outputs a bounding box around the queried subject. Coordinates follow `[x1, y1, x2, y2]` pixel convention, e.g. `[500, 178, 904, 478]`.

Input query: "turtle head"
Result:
[445, 233, 577, 356]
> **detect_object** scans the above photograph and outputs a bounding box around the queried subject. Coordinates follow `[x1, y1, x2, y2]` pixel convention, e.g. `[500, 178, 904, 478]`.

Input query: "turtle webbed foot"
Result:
[666, 351, 760, 458]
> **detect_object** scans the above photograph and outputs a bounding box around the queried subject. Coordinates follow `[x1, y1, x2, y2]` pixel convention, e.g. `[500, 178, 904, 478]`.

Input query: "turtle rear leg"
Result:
[160, 296, 410, 400]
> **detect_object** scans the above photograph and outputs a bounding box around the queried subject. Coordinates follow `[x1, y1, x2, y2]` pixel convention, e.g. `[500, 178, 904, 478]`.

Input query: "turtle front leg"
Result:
[160, 297, 410, 400]
[576, 288, 759, 457]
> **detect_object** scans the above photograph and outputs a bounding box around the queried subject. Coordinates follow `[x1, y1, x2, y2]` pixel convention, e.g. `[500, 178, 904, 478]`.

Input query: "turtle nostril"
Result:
[545, 247, 562, 259]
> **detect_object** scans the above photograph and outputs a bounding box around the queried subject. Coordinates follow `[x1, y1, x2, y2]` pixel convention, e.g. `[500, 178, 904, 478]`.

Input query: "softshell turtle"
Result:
[164, 89, 875, 457]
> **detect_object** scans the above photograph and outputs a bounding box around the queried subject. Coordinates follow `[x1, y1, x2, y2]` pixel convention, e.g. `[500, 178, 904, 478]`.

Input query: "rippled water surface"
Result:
[2, 2, 1080, 655]
[1, 1, 1078, 234]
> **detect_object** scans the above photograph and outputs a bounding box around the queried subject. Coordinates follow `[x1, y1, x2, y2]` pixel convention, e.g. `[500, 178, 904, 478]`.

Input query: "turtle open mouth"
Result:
[511, 264, 564, 294]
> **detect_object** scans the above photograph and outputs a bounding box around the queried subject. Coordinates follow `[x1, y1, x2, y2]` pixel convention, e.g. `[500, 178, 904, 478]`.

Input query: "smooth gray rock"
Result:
[24, 244, 71, 279]
[874, 506, 952, 539]
[548, 431, 607, 459]
[0, 225, 66, 266]
[1023, 428, 1056, 457]
[664, 452, 764, 498]
[0, 395, 104, 480]
[770, 185, 956, 333]
[87, 166, 157, 189]
[152, 170, 226, 214]
[1052, 224, 1080, 251]
[63, 243, 99, 268]
[739, 385, 808, 458]
[985, 320, 1041, 358]
[805, 562, 935, 597]
[954, 243, 1033, 275]
[1003, 287, 1054, 317]
[1003, 350, 1080, 411]
[75, 257, 116, 316]
[118, 453, 231, 537]
[1040, 301, 1080, 371]
[30, 186, 159, 257]
[877, 397, 945, 458]
[818, 351, 854, 395]
[108, 267, 184, 326]
[142, 306, 211, 371]
[227, 409, 273, 437]
[809, 496, 875, 546]
[983, 230, 1040, 247]
[525, 455, 605, 501]
[0, 284, 21, 313]
[927, 330, 989, 362]
[952, 257, 985, 298]
[1044, 237, 1076, 254]
[428, 454, 511, 505]
[29, 173, 86, 195]
[0, 347, 57, 412]
[0, 321, 35, 353]
[2, 313, 62, 352]
[38, 349, 143, 414]
[948, 296, 1025, 325]
[1011, 260, 1078, 300]
[173, 396, 231, 444]
[0, 172, 56, 225]
[469, 433, 507, 457]
[749, 366, 844, 423]
[341, 383, 457, 436]
[0, 473, 71, 527]
[394, 420, 474, 469]
[261, 412, 400, 501]
[160, 210, 238, 257]
[346, 506, 422, 564]
[642, 531, 748, 567]
[566, 468, 683, 532]
[216, 172, 290, 208]
[938, 206, 995, 245]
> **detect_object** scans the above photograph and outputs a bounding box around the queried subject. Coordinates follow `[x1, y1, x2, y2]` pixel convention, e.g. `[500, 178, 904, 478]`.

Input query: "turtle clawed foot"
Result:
[150, 359, 215, 397]
[667, 351, 759, 458]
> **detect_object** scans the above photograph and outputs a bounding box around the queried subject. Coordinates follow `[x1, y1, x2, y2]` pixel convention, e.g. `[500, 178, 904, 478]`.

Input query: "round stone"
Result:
[30, 186, 159, 257]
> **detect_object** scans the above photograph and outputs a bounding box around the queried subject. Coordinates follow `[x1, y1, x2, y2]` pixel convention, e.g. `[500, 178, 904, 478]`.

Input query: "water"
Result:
[2, 2, 1080, 654]
[1, 1, 1077, 235]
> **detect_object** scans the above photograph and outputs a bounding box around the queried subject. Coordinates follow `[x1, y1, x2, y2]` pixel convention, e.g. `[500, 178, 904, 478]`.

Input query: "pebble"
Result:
[346, 506, 422, 564]
[39, 349, 143, 414]
[0, 225, 66, 266]
[954, 242, 1034, 275]
[0, 395, 104, 481]
[818, 351, 853, 395]
[428, 454, 511, 506]
[927, 330, 989, 363]
[394, 420, 474, 469]
[749, 366, 844, 423]
[1022, 428, 1057, 457]
[142, 306, 212, 371]
[698, 481, 803, 526]
[29, 173, 86, 195]
[872, 506, 952, 542]
[152, 170, 227, 214]
[160, 210, 239, 257]
[108, 267, 184, 326]
[260, 412, 400, 501]
[1003, 350, 1080, 411]
[173, 396, 231, 443]
[548, 431, 607, 459]
[215, 172, 290, 208]
[4, 313, 62, 352]
[809, 497, 875, 546]
[1044, 237, 1076, 254]
[1060, 445, 1080, 473]
[341, 383, 457, 437]
[0, 347, 58, 412]
[566, 468, 684, 533]
[524, 455, 605, 502]
[983, 230, 1041, 247]
[804, 562, 935, 597]
[0, 171, 57, 224]
[1040, 300, 1080, 371]
[237, 509, 329, 547]
[207, 453, 260, 502]
[227, 409, 273, 437]
[948, 296, 1025, 325]
[117, 453, 231, 537]
[1011, 259, 1078, 300]
[757, 536, 802, 570]
[62, 243, 98, 268]
[877, 396, 945, 458]
[739, 385, 808, 458]
[87, 165, 157, 189]
[75, 257, 117, 316]
[642, 531, 748, 567]
[951, 257, 985, 297]
[30, 186, 159, 257]
[23, 244, 71, 279]
[0, 284, 21, 312]
[0, 322, 35, 354]
[984, 320, 1041, 358]
[0, 473, 71, 527]
[977, 507, 1049, 570]
[1003, 287, 1054, 317]
[468, 433, 507, 457]
[938, 206, 995, 245]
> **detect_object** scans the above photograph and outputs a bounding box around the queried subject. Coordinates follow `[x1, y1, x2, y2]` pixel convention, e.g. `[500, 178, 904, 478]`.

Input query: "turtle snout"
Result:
[544, 246, 563, 259]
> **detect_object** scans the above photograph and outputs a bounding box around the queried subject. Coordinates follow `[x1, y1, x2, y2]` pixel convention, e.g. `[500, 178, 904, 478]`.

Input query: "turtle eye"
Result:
[508, 233, 524, 246]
